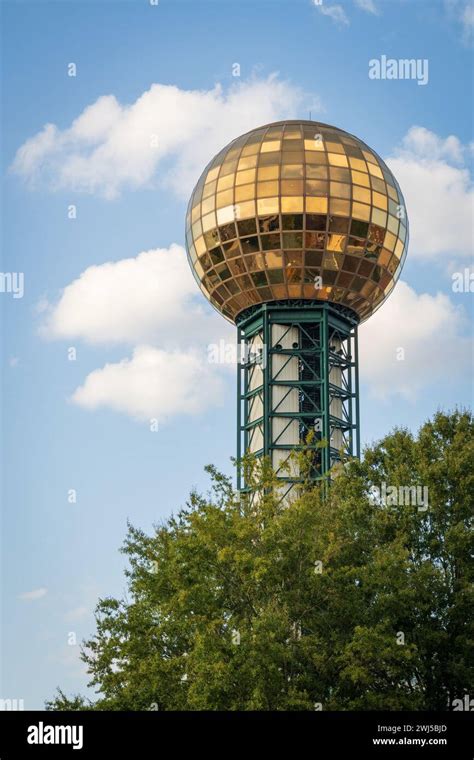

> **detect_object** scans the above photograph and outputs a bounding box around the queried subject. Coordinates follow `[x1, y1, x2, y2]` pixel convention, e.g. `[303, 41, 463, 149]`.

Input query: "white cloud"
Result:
[359, 281, 470, 400]
[34, 115, 473, 419]
[462, 1, 474, 38]
[40, 244, 229, 347]
[393, 126, 464, 164]
[316, 3, 350, 25]
[19, 588, 47, 601]
[354, 0, 378, 14]
[64, 605, 89, 622]
[71, 345, 226, 422]
[69, 280, 471, 416]
[41, 243, 235, 423]
[445, 0, 474, 44]
[60, 581, 100, 624]
[11, 77, 313, 200]
[386, 127, 473, 260]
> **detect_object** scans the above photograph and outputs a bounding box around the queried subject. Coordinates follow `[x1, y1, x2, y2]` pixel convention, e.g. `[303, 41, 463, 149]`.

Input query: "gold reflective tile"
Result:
[186, 120, 408, 323]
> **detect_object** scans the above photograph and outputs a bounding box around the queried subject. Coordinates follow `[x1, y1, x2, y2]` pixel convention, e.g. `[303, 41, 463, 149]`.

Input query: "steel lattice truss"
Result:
[237, 301, 360, 493]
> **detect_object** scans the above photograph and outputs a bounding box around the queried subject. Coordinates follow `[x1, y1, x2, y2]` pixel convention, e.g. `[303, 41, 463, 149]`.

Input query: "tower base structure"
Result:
[237, 301, 360, 500]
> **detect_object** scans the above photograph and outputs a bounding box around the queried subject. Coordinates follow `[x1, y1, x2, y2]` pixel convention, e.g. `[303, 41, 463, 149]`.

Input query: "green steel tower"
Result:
[185, 121, 408, 498]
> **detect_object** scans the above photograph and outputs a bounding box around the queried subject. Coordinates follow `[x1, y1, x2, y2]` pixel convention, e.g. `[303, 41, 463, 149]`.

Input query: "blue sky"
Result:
[1, 0, 473, 708]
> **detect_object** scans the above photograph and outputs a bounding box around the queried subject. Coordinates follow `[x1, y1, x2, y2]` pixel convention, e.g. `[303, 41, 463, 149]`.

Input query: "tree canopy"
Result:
[47, 411, 473, 711]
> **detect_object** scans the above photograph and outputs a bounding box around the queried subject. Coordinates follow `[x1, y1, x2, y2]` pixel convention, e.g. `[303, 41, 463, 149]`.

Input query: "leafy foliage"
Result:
[47, 411, 473, 711]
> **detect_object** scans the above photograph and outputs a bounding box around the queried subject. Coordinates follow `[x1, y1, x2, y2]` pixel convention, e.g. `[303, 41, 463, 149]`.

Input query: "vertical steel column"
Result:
[347, 324, 354, 458]
[262, 305, 270, 460]
[321, 307, 330, 475]
[354, 324, 361, 460]
[236, 325, 242, 493]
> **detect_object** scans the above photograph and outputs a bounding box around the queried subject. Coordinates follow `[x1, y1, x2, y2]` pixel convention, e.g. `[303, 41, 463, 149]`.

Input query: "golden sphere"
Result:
[185, 120, 408, 323]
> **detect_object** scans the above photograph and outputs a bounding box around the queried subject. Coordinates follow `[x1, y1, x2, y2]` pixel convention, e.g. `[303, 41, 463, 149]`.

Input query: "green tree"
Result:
[47, 411, 473, 711]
